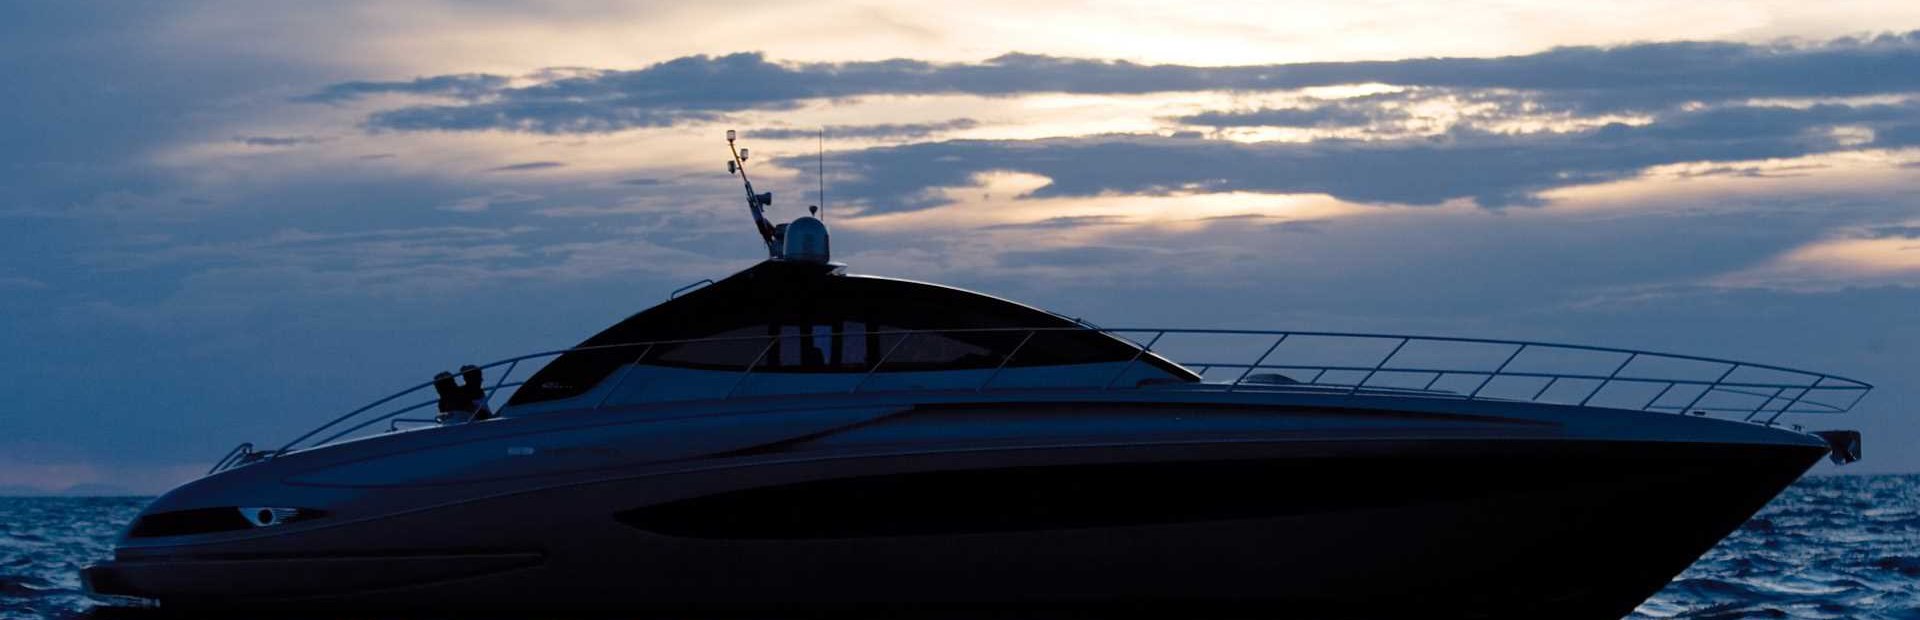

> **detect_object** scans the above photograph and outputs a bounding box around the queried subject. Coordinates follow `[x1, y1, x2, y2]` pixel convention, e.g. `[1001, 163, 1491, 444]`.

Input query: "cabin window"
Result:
[649, 317, 1124, 373]
[666, 324, 1018, 371]
[653, 325, 770, 368]
[840, 321, 868, 366]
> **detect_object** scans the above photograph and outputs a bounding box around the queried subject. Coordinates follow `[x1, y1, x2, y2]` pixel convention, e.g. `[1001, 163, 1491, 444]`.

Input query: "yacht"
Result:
[85, 132, 1872, 619]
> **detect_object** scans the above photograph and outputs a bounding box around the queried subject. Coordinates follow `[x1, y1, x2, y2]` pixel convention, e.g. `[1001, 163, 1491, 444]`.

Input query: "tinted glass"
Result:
[509, 261, 1191, 405]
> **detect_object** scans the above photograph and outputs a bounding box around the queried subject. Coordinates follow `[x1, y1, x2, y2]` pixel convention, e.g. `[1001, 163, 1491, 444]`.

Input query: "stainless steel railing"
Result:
[213, 327, 1874, 472]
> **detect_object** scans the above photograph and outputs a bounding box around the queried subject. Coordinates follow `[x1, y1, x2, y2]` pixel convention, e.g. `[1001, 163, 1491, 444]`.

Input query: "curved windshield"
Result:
[508, 261, 1194, 406]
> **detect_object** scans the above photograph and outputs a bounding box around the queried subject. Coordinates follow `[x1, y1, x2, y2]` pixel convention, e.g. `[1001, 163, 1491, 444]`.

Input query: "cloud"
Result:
[750, 118, 980, 140]
[1874, 122, 1920, 147]
[997, 245, 1145, 268]
[484, 161, 566, 172]
[1175, 102, 1406, 129]
[1716, 235, 1920, 290]
[233, 134, 322, 147]
[317, 33, 1920, 134]
[1179, 106, 1380, 129]
[1863, 224, 1920, 239]
[809, 101, 1919, 212]
[0, 275, 48, 290]
[439, 191, 543, 212]
[1673, 163, 1828, 179]
[295, 73, 511, 104]
[980, 215, 1130, 230]
[95, 226, 537, 275]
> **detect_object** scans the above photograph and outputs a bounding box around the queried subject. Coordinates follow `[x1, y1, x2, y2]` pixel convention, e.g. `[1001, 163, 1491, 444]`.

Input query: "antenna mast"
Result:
[725, 129, 779, 257]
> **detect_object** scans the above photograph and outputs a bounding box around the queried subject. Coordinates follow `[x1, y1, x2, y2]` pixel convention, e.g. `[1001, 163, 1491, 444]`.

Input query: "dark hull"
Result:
[87, 438, 1826, 619]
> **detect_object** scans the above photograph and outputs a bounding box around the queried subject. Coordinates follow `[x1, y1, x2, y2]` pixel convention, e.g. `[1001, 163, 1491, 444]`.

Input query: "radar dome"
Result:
[782, 215, 830, 263]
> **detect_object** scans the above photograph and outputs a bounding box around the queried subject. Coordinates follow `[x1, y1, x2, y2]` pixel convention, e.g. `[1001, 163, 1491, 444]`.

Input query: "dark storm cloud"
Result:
[812, 102, 1919, 212]
[311, 32, 1920, 134]
[750, 119, 980, 140]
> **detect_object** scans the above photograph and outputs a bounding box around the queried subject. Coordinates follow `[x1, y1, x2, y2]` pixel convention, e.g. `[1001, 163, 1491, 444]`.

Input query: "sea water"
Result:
[3, 475, 1916, 619]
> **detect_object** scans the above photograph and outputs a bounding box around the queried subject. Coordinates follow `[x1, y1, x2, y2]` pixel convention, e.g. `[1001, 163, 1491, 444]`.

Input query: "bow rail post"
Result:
[851, 332, 914, 393]
[1578, 353, 1639, 407]
[726, 338, 779, 399]
[1103, 331, 1165, 390]
[979, 331, 1036, 392]
[593, 345, 655, 410]
[1680, 364, 1742, 415]
[1347, 337, 1410, 396]
[484, 360, 519, 409]
[1228, 334, 1289, 393]
[1467, 344, 1527, 400]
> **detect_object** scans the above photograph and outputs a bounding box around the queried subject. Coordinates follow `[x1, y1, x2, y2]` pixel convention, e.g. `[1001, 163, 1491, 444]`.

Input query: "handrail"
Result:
[670, 279, 715, 299]
[212, 326, 1875, 473]
[208, 442, 253, 474]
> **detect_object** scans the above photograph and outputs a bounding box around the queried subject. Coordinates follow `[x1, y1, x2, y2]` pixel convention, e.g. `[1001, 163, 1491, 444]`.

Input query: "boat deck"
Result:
[210, 327, 1873, 473]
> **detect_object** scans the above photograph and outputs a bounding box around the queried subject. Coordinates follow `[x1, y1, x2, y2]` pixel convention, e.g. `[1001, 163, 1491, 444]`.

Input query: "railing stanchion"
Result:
[1768, 376, 1823, 423]
[980, 331, 1036, 392]
[1766, 385, 1815, 425]
[209, 443, 252, 474]
[851, 332, 914, 394]
[1679, 363, 1741, 415]
[315, 397, 443, 445]
[1103, 331, 1165, 390]
[1230, 334, 1289, 393]
[1578, 353, 1638, 407]
[669, 279, 715, 299]
[279, 379, 443, 454]
[1846, 384, 1871, 410]
[1642, 381, 1677, 411]
[1745, 387, 1786, 422]
[485, 360, 519, 409]
[726, 338, 779, 399]
[1529, 377, 1560, 401]
[1348, 337, 1410, 396]
[594, 345, 655, 410]
[1468, 344, 1527, 401]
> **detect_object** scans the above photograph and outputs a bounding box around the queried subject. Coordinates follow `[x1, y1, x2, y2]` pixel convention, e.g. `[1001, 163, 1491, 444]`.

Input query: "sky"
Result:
[1, 1, 1917, 494]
